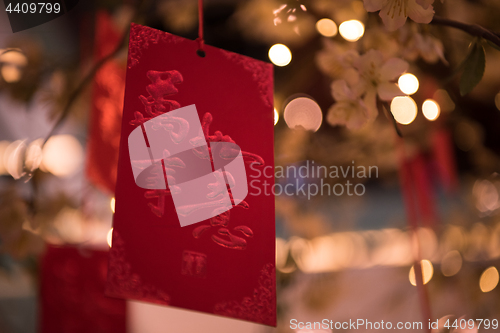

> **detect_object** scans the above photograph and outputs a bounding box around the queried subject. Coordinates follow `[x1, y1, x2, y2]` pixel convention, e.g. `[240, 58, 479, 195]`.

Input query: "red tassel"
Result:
[431, 128, 458, 193]
[397, 140, 432, 333]
[410, 153, 438, 227]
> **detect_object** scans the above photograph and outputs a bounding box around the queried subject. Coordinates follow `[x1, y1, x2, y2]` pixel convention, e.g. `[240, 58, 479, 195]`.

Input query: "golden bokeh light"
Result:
[441, 250, 462, 277]
[398, 73, 419, 95]
[268, 44, 292, 67]
[4, 140, 26, 179]
[316, 18, 338, 37]
[25, 139, 43, 173]
[473, 180, 500, 213]
[283, 96, 323, 132]
[0, 50, 28, 83]
[110, 197, 116, 213]
[0, 141, 10, 175]
[416, 228, 438, 259]
[422, 99, 440, 121]
[42, 135, 84, 177]
[490, 224, 500, 259]
[1, 65, 22, 83]
[289, 237, 313, 272]
[480, 266, 499, 292]
[274, 108, 279, 125]
[409, 260, 434, 286]
[107, 228, 113, 248]
[338, 20, 364, 42]
[276, 237, 288, 270]
[391, 96, 418, 125]
[0, 49, 28, 65]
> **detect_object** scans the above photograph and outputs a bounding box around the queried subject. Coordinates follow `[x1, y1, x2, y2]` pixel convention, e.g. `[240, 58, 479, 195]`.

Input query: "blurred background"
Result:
[0, 0, 500, 332]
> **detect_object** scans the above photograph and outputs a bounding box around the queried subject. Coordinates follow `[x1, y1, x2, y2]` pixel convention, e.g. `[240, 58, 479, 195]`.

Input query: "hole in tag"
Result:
[196, 49, 206, 57]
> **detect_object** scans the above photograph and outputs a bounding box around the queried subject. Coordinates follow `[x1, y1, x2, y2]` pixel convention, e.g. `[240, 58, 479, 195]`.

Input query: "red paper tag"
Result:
[85, 11, 125, 194]
[431, 128, 458, 193]
[40, 245, 126, 333]
[106, 23, 276, 326]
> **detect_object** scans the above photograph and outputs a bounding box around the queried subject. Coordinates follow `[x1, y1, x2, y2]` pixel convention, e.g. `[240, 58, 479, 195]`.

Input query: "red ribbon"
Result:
[397, 139, 433, 333]
[411, 153, 437, 227]
[196, 0, 205, 53]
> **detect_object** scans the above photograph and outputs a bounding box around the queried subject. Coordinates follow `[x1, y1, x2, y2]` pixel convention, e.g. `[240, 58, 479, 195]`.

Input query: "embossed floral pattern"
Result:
[40, 246, 126, 333]
[128, 23, 181, 68]
[220, 50, 274, 108]
[214, 263, 276, 326]
[106, 231, 171, 305]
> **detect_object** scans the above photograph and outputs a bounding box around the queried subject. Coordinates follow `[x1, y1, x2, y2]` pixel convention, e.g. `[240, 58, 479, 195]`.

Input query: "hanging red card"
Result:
[431, 128, 458, 194]
[40, 245, 127, 333]
[106, 23, 276, 326]
[85, 11, 126, 194]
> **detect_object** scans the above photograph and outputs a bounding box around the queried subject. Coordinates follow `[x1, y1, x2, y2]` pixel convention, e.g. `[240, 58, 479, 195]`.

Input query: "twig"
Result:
[431, 16, 500, 48]
[41, 0, 155, 146]
[382, 102, 402, 138]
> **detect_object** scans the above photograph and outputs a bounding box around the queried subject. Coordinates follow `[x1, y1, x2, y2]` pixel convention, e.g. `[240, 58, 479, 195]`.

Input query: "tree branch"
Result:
[382, 102, 402, 138]
[41, 0, 153, 146]
[431, 16, 500, 48]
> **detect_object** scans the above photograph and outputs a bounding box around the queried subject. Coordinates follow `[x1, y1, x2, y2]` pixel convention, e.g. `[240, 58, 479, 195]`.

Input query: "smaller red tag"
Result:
[85, 11, 125, 194]
[40, 245, 126, 333]
[410, 152, 437, 226]
[431, 128, 458, 193]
